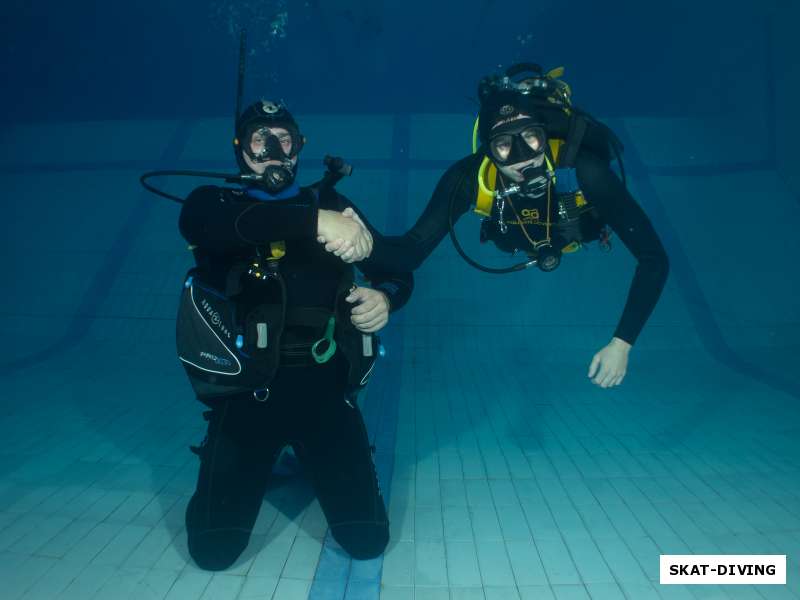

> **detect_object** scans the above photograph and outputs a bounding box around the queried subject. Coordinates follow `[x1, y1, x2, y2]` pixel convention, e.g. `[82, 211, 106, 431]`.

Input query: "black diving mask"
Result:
[487, 119, 547, 166]
[242, 124, 304, 194]
[244, 124, 304, 163]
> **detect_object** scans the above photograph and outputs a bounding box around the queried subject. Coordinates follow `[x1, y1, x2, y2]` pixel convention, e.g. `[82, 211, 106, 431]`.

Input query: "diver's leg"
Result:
[185, 393, 285, 571]
[292, 359, 389, 559]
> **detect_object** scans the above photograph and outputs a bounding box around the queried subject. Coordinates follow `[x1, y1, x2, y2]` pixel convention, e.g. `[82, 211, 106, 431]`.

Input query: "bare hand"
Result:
[341, 206, 367, 229]
[588, 337, 631, 388]
[346, 286, 390, 333]
[316, 209, 373, 263]
[335, 208, 374, 261]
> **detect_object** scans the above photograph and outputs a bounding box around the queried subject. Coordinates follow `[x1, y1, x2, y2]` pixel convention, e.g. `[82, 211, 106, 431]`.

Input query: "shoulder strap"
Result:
[558, 114, 588, 168]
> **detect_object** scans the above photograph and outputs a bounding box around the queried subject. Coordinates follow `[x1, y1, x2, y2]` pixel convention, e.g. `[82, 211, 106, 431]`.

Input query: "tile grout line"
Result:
[309, 114, 410, 600]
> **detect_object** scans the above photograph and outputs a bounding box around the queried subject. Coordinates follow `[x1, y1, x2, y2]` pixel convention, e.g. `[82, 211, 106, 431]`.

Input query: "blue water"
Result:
[1, 1, 799, 599]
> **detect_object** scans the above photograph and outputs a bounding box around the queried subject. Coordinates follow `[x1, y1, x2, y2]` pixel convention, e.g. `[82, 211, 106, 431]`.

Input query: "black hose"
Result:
[447, 168, 534, 274]
[139, 170, 248, 204]
[140, 157, 352, 205]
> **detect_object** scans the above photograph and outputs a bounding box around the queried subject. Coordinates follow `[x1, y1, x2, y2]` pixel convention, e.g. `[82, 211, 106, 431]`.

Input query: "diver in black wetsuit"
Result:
[178, 99, 413, 570]
[321, 64, 669, 389]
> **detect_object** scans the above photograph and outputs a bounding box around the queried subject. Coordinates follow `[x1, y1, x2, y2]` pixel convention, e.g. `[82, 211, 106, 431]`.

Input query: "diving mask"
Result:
[487, 119, 547, 167]
[244, 124, 303, 163]
[242, 123, 304, 194]
[489, 118, 551, 199]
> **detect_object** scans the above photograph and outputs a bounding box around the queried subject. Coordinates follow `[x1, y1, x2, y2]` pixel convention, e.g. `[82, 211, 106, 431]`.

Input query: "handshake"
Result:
[316, 207, 374, 263]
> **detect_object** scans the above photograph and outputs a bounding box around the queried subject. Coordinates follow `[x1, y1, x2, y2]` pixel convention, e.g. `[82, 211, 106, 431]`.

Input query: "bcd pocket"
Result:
[176, 272, 285, 400]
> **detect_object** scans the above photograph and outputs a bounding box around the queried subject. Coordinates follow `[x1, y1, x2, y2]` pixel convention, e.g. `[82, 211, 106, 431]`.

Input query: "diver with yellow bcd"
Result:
[319, 63, 670, 389]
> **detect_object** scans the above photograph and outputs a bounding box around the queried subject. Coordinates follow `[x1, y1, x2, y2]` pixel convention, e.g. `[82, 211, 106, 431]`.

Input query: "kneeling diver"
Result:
[141, 33, 412, 569]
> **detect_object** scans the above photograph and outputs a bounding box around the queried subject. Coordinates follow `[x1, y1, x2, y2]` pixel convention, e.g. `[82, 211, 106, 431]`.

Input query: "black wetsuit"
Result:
[370, 150, 669, 345]
[178, 184, 412, 569]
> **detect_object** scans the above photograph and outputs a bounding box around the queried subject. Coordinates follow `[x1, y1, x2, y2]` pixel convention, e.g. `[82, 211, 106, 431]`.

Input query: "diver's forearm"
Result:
[612, 253, 670, 345]
[179, 186, 318, 251]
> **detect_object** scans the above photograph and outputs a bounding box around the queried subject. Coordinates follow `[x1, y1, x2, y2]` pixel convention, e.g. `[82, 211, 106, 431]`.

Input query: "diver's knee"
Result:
[331, 521, 389, 560]
[187, 528, 249, 571]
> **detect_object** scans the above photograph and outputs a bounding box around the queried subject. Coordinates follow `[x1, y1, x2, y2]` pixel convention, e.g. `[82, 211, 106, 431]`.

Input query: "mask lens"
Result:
[273, 131, 293, 156]
[249, 129, 268, 158]
[521, 126, 544, 152]
[490, 134, 513, 162]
